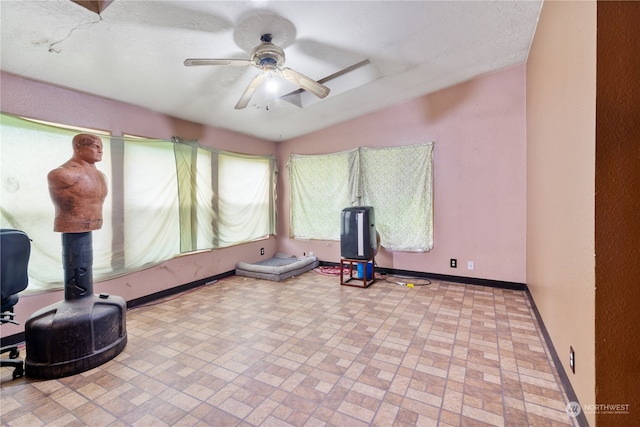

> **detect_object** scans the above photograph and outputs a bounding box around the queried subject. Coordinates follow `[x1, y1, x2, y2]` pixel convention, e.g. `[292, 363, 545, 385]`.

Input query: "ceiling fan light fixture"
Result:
[266, 79, 278, 93]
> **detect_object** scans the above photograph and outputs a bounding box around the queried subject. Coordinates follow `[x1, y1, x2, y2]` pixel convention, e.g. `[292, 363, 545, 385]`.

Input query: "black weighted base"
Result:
[24, 231, 127, 379]
[24, 293, 127, 379]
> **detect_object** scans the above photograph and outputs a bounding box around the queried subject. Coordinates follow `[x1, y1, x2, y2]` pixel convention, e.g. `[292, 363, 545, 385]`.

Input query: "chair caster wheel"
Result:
[13, 365, 24, 379]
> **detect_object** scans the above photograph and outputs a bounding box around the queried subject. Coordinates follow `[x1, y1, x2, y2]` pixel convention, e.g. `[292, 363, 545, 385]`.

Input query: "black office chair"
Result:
[1, 229, 31, 379]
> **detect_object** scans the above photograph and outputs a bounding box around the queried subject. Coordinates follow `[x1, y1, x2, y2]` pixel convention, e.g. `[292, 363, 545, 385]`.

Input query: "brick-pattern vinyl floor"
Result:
[1, 270, 578, 426]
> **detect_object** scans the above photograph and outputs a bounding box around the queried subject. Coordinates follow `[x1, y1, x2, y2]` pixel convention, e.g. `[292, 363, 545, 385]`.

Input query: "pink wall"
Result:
[1, 65, 527, 338]
[277, 65, 527, 283]
[1, 72, 278, 337]
[0, 73, 275, 155]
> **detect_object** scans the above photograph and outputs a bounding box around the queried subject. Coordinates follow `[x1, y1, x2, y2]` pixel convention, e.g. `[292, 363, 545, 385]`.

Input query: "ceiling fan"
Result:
[184, 34, 330, 109]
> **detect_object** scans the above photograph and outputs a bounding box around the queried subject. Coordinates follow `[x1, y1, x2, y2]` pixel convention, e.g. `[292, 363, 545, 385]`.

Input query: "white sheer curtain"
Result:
[1, 114, 277, 294]
[173, 139, 277, 249]
[288, 143, 434, 251]
[126, 138, 277, 256]
[0, 114, 113, 291]
[173, 141, 215, 252]
[194, 149, 216, 250]
[217, 153, 274, 247]
[123, 138, 181, 268]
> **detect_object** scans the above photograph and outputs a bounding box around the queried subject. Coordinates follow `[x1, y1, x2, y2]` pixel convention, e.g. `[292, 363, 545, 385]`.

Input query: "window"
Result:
[0, 114, 277, 294]
[217, 153, 275, 247]
[173, 139, 277, 250]
[0, 114, 113, 292]
[123, 137, 181, 269]
[288, 143, 434, 252]
[289, 149, 355, 240]
[359, 144, 434, 251]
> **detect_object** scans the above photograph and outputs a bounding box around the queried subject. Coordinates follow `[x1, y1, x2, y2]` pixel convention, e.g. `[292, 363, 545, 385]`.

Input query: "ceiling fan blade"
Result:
[184, 58, 253, 67]
[235, 73, 266, 109]
[279, 67, 330, 99]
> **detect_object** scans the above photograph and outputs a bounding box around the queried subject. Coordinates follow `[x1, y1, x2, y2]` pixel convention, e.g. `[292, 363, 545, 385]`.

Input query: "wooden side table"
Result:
[340, 257, 375, 288]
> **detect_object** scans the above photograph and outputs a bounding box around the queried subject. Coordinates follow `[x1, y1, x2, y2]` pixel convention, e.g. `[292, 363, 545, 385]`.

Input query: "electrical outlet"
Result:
[450, 259, 457, 268]
[260, 248, 265, 256]
[570, 346, 575, 374]
[467, 261, 475, 270]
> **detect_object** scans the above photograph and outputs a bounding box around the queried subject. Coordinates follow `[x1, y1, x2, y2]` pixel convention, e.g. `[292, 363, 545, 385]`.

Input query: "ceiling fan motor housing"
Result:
[252, 34, 285, 68]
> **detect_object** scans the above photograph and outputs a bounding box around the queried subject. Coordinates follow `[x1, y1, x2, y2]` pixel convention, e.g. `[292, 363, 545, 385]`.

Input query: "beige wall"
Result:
[526, 1, 596, 425]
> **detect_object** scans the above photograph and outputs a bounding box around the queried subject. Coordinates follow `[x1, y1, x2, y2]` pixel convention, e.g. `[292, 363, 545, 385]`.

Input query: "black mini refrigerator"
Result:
[340, 206, 376, 260]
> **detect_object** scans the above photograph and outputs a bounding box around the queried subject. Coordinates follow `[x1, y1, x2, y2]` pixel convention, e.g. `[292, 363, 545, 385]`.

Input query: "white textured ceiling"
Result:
[0, 1, 542, 141]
